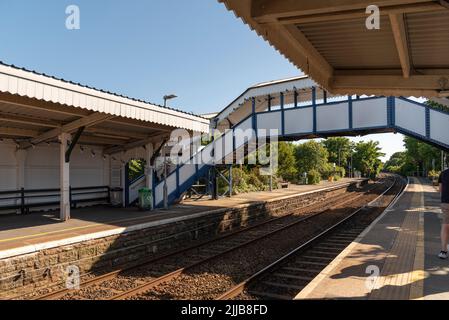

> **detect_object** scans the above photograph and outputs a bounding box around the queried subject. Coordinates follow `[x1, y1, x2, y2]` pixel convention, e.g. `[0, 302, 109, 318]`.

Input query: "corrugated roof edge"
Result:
[0, 60, 207, 120]
[213, 75, 315, 121]
[253, 75, 309, 88]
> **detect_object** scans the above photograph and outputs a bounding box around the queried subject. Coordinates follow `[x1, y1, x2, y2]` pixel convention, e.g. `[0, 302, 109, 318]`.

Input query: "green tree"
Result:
[295, 141, 329, 175]
[276, 142, 298, 181]
[128, 159, 145, 182]
[322, 137, 353, 168]
[403, 136, 441, 176]
[384, 151, 407, 173]
[353, 141, 385, 178]
[426, 100, 449, 113]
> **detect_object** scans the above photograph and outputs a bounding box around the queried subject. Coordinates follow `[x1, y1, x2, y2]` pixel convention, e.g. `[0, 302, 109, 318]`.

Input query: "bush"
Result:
[230, 166, 275, 194]
[335, 166, 346, 179]
[307, 169, 321, 185]
[428, 170, 440, 180]
[320, 163, 334, 180]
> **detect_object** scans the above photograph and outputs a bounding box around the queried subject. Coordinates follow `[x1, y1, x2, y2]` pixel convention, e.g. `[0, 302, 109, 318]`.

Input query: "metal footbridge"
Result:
[152, 77, 449, 208]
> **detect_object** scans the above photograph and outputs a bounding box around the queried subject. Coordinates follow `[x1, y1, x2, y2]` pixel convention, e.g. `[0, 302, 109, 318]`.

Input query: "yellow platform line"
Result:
[0, 214, 164, 244]
[409, 181, 426, 300]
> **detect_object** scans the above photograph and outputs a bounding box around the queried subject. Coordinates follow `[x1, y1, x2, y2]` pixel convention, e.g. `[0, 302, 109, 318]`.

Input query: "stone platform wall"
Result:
[0, 180, 365, 299]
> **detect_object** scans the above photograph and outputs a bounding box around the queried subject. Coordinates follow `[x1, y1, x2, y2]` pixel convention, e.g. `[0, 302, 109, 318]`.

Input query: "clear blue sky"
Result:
[0, 0, 405, 160]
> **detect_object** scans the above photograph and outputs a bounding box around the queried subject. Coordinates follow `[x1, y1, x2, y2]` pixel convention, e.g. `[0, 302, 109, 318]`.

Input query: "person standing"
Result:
[438, 168, 449, 259]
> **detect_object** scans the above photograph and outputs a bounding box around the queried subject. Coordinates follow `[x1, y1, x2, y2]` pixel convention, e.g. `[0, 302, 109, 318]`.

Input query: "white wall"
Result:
[0, 140, 110, 192]
[0, 142, 18, 191]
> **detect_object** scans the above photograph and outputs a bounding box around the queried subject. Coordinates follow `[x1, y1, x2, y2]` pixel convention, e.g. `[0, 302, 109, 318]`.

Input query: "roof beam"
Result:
[251, 0, 439, 22]
[107, 119, 173, 133]
[331, 74, 449, 96]
[25, 113, 114, 147]
[77, 135, 128, 146]
[277, 2, 445, 25]
[0, 127, 40, 138]
[332, 74, 448, 89]
[0, 113, 61, 128]
[281, 24, 334, 83]
[390, 14, 411, 78]
[85, 127, 148, 140]
[103, 133, 170, 155]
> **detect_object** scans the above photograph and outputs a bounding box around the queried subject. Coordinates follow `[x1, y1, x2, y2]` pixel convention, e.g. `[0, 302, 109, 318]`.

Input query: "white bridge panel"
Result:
[179, 164, 196, 186]
[284, 108, 313, 135]
[234, 117, 255, 149]
[353, 98, 388, 129]
[317, 103, 349, 132]
[396, 100, 426, 137]
[257, 111, 282, 137]
[430, 110, 449, 146]
[236, 117, 253, 133]
[155, 183, 163, 205]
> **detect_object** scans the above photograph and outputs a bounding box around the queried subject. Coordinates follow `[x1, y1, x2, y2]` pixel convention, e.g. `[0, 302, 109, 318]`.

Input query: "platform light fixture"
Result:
[163, 94, 178, 107]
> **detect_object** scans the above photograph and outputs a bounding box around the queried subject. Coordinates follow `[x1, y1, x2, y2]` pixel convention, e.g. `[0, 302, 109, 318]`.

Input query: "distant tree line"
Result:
[384, 137, 447, 179]
[384, 100, 449, 179]
[276, 137, 385, 184]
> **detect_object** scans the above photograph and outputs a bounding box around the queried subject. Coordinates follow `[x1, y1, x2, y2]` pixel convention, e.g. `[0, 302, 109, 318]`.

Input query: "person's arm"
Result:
[439, 174, 443, 194]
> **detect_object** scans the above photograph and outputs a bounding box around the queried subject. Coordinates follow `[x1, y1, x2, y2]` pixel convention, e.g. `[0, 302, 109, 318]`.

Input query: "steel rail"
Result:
[216, 176, 403, 300]
[110, 179, 390, 300]
[34, 180, 366, 300]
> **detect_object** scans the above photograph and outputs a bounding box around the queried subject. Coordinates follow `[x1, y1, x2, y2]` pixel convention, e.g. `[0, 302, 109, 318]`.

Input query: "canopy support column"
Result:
[59, 132, 71, 221]
[145, 143, 154, 191]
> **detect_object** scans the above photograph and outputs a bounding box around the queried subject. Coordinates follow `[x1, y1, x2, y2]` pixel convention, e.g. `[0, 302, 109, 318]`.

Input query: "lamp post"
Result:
[163, 150, 168, 210]
[163, 94, 178, 108]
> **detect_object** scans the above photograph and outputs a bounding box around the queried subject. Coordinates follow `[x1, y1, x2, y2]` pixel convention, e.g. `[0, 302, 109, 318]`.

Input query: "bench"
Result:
[279, 182, 290, 189]
[0, 186, 111, 215]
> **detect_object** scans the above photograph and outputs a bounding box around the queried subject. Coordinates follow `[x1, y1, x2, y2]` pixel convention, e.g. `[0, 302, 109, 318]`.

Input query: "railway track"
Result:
[32, 181, 366, 300]
[109, 178, 392, 300]
[217, 176, 406, 300]
[33, 178, 391, 300]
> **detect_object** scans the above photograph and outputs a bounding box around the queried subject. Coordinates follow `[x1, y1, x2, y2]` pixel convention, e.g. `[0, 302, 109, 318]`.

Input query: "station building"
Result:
[0, 62, 210, 221]
[1, 0, 449, 299]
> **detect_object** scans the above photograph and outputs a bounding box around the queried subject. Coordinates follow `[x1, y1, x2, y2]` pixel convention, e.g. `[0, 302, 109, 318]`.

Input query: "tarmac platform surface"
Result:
[296, 177, 449, 300]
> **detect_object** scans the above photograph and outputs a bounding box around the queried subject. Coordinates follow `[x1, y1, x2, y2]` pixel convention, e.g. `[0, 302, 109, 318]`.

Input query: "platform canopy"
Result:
[0, 62, 210, 155]
[219, 0, 449, 98]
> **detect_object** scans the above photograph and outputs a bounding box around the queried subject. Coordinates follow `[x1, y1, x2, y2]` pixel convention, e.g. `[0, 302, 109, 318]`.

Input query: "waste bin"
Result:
[138, 188, 153, 211]
[110, 187, 123, 207]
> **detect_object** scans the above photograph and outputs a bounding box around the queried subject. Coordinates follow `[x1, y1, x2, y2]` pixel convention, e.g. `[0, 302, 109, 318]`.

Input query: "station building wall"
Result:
[0, 140, 110, 192]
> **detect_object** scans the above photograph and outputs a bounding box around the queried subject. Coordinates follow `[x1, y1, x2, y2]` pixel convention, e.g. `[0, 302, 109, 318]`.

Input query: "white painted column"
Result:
[59, 133, 71, 221]
[145, 143, 154, 190]
[192, 132, 201, 157]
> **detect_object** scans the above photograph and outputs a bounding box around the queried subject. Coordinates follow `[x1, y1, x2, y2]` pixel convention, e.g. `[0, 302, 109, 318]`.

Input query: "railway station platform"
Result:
[296, 177, 449, 300]
[0, 178, 363, 259]
[0, 178, 367, 298]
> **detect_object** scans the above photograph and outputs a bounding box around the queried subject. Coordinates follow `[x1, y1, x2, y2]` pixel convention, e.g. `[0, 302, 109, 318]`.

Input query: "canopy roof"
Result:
[219, 0, 449, 98]
[0, 62, 210, 154]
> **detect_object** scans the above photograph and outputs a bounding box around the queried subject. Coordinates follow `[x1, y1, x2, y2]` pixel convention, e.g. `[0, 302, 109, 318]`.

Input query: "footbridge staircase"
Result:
[152, 77, 449, 208]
